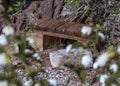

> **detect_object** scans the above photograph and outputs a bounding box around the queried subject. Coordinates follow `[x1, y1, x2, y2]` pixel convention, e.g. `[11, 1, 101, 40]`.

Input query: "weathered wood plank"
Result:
[33, 29, 87, 41]
[65, 23, 87, 36]
[31, 18, 89, 50]
[55, 22, 76, 34]
[42, 19, 66, 32]
[36, 19, 67, 32]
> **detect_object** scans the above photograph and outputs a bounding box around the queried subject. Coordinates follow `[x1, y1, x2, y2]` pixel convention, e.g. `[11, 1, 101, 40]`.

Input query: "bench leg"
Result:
[31, 33, 60, 51]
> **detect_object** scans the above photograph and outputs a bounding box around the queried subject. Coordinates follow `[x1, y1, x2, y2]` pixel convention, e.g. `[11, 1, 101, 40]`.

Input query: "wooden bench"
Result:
[31, 18, 89, 50]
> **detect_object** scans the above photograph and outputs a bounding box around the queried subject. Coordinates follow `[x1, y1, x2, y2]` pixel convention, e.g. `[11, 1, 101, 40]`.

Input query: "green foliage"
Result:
[0, 65, 22, 86]
[0, 0, 13, 22]
[0, 26, 41, 85]
[13, 1, 22, 12]
[63, 62, 75, 69]
[25, 67, 38, 77]
[39, 79, 50, 86]
[63, 62, 86, 84]
[106, 57, 120, 85]
[106, 72, 120, 86]
[0, 47, 5, 53]
[64, 0, 81, 8]
[76, 68, 86, 84]
[72, 24, 103, 53]
[72, 42, 82, 48]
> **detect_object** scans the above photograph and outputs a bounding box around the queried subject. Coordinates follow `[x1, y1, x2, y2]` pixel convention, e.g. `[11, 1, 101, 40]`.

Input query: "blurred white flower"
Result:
[111, 84, 117, 86]
[0, 34, 8, 46]
[0, 80, 8, 86]
[13, 43, 19, 53]
[99, 74, 108, 86]
[34, 83, 40, 86]
[93, 52, 109, 69]
[2, 26, 14, 36]
[26, 37, 35, 46]
[48, 79, 57, 86]
[109, 63, 118, 73]
[93, 62, 99, 69]
[81, 26, 92, 35]
[117, 46, 120, 55]
[0, 53, 9, 66]
[81, 54, 93, 68]
[98, 32, 105, 41]
[84, 81, 90, 86]
[25, 49, 32, 53]
[23, 79, 33, 86]
[33, 53, 41, 60]
[65, 44, 72, 53]
[0, 4, 5, 13]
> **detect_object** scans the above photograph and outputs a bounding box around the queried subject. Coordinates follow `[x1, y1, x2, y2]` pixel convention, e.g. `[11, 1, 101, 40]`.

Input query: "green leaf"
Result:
[13, 53, 26, 62]
[0, 74, 8, 80]
[40, 79, 49, 86]
[13, 2, 21, 7]
[72, 42, 82, 48]
[76, 68, 86, 84]
[95, 31, 99, 44]
[63, 62, 74, 69]
[25, 67, 39, 78]
[0, 48, 5, 53]
[106, 72, 120, 86]
[14, 36, 28, 52]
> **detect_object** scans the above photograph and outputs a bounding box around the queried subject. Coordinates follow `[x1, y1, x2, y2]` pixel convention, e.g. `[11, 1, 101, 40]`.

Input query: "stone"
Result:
[49, 49, 68, 68]
[49, 47, 92, 68]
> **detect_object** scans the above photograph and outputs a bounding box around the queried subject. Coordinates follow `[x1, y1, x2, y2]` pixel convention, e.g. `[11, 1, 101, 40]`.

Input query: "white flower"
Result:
[81, 26, 92, 35]
[2, 26, 14, 36]
[65, 44, 72, 53]
[26, 37, 35, 46]
[84, 81, 90, 86]
[100, 74, 108, 86]
[109, 63, 118, 73]
[98, 32, 105, 41]
[23, 79, 33, 86]
[0, 4, 5, 13]
[81, 54, 93, 68]
[93, 62, 99, 69]
[93, 52, 109, 69]
[25, 49, 32, 53]
[117, 46, 120, 55]
[111, 84, 117, 86]
[33, 53, 41, 60]
[48, 79, 57, 86]
[0, 80, 8, 86]
[13, 44, 19, 53]
[0, 53, 9, 66]
[34, 83, 40, 86]
[0, 34, 8, 46]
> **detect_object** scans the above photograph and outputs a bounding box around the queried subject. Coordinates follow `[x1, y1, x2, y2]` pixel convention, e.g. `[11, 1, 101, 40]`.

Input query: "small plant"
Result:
[13, 1, 22, 13]
[64, 0, 81, 8]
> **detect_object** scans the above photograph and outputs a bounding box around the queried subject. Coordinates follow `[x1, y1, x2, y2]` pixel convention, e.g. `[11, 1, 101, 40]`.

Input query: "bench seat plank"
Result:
[31, 18, 90, 50]
[55, 22, 76, 34]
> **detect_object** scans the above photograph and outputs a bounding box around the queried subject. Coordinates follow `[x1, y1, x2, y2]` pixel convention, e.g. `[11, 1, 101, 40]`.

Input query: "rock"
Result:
[49, 47, 92, 68]
[49, 49, 68, 68]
